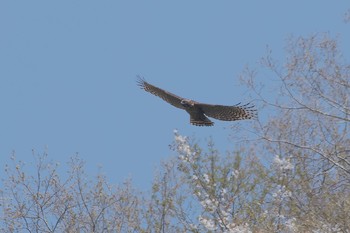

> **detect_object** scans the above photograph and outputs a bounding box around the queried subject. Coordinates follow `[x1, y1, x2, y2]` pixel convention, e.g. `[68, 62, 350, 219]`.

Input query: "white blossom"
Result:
[203, 173, 210, 183]
[272, 186, 292, 200]
[285, 218, 297, 232]
[225, 223, 252, 233]
[174, 130, 193, 163]
[200, 198, 218, 213]
[220, 188, 227, 202]
[221, 188, 227, 195]
[232, 169, 239, 178]
[199, 216, 217, 231]
[273, 155, 293, 171]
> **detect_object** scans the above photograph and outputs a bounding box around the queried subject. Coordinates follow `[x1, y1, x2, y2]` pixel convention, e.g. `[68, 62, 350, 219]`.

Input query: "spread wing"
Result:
[196, 102, 257, 121]
[137, 76, 185, 109]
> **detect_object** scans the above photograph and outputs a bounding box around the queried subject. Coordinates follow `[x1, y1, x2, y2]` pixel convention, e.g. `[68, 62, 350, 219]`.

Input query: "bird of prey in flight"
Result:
[137, 77, 256, 126]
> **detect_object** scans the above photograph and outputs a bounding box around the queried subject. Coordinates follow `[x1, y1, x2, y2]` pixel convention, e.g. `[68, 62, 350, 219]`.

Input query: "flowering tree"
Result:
[239, 33, 350, 231]
[172, 130, 266, 232]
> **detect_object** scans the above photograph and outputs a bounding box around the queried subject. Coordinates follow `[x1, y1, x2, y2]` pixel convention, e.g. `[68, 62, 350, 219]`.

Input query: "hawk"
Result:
[137, 77, 257, 126]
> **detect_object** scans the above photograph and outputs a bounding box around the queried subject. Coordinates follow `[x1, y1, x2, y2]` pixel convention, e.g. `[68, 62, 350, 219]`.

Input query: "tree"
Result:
[240, 33, 350, 231]
[0, 152, 142, 232]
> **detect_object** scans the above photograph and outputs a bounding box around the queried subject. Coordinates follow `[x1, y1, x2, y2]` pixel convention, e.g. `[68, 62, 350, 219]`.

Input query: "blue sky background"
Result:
[1, 1, 349, 190]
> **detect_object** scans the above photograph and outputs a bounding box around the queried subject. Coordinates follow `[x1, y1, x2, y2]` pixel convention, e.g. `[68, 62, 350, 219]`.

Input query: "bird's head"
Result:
[181, 99, 194, 108]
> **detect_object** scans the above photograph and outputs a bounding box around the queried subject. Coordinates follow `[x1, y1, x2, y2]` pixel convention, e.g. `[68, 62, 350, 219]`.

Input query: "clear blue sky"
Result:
[1, 1, 349, 189]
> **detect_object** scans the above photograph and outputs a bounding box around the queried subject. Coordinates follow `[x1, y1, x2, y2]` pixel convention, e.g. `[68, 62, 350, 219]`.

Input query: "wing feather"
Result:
[196, 102, 257, 121]
[137, 76, 185, 109]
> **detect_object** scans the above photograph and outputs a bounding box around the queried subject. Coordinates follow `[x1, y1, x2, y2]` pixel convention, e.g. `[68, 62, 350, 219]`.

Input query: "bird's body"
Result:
[137, 77, 256, 126]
